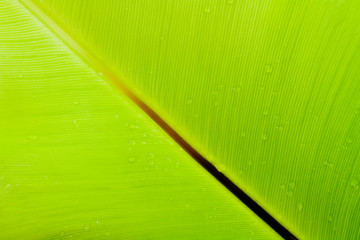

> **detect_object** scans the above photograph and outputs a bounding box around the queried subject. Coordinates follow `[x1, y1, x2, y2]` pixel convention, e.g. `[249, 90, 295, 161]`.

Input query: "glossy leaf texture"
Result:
[25, 0, 360, 239]
[0, 0, 281, 239]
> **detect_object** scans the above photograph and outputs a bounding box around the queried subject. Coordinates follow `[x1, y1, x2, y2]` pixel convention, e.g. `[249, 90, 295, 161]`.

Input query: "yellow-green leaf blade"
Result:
[27, 0, 360, 239]
[0, 0, 281, 239]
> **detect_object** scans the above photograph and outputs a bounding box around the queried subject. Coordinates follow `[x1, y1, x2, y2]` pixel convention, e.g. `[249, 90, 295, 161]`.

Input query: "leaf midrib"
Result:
[19, 0, 298, 238]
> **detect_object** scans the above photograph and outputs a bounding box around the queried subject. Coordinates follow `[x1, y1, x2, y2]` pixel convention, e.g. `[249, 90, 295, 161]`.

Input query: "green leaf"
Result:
[0, 0, 280, 239]
[3, 0, 360, 239]
[25, 0, 360, 239]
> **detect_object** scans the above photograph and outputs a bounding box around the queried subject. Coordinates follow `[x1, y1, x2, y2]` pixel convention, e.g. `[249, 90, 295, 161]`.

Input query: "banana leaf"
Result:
[0, 0, 281, 239]
[2, 0, 360, 239]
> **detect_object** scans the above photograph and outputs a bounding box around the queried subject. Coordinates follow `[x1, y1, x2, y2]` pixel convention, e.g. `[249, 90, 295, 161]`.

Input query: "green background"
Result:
[2, 0, 360, 239]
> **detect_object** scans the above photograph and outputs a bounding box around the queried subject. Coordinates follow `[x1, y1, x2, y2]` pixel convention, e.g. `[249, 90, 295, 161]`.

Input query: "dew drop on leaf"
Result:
[261, 133, 268, 141]
[130, 123, 138, 129]
[233, 86, 241, 93]
[297, 202, 303, 211]
[350, 179, 359, 188]
[265, 64, 273, 73]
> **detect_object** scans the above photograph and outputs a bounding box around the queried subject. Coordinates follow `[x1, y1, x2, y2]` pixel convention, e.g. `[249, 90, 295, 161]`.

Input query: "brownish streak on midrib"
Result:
[20, 1, 298, 239]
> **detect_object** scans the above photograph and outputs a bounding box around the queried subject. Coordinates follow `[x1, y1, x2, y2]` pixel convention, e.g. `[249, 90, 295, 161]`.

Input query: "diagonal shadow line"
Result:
[20, 1, 298, 239]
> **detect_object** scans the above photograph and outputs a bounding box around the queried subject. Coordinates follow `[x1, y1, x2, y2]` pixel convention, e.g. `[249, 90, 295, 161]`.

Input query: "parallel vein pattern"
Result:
[0, 0, 280, 239]
[26, 0, 360, 239]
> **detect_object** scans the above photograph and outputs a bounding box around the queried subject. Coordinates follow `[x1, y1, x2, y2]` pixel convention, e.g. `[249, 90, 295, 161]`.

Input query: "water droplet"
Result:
[346, 137, 354, 144]
[84, 225, 89, 231]
[193, 113, 199, 118]
[143, 166, 149, 171]
[265, 64, 273, 73]
[97, 72, 103, 77]
[280, 184, 286, 190]
[350, 179, 359, 188]
[263, 109, 269, 116]
[95, 220, 100, 224]
[289, 181, 295, 188]
[297, 202, 303, 211]
[214, 101, 219, 107]
[18, 74, 23, 78]
[261, 133, 268, 141]
[28, 135, 38, 141]
[186, 98, 193, 104]
[204, 6, 211, 13]
[275, 125, 284, 131]
[149, 153, 155, 158]
[215, 163, 225, 172]
[113, 114, 119, 118]
[228, 0, 233, 4]
[128, 157, 135, 163]
[241, 132, 246, 137]
[287, 191, 293, 197]
[328, 216, 333, 222]
[73, 120, 79, 127]
[60, 232, 65, 236]
[323, 160, 330, 167]
[130, 123, 138, 129]
[233, 86, 241, 93]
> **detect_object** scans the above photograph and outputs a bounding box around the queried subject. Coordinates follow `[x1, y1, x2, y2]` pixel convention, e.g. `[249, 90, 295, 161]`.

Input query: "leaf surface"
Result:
[0, 0, 281, 239]
[24, 0, 360, 239]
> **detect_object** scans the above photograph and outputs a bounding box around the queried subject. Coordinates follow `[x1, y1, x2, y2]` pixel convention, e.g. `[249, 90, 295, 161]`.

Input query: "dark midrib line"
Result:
[135, 100, 298, 240]
[20, 1, 298, 239]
